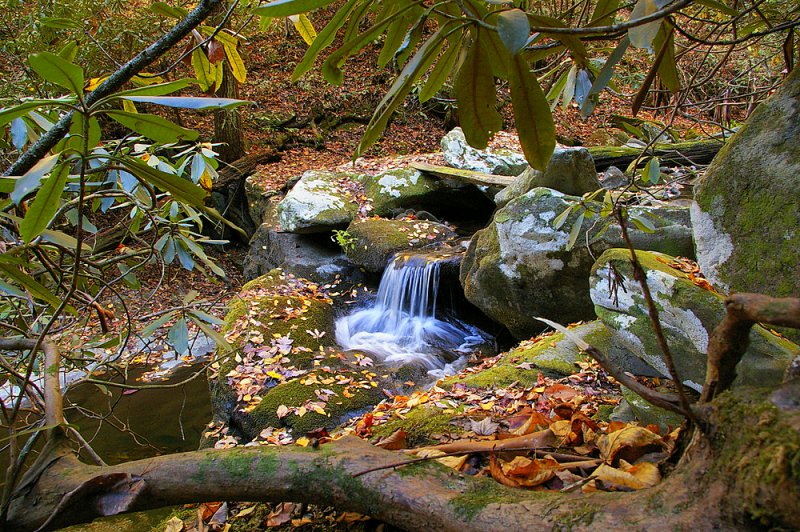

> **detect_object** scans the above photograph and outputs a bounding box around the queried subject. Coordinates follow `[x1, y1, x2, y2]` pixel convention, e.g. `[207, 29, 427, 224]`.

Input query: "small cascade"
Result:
[335, 252, 490, 373]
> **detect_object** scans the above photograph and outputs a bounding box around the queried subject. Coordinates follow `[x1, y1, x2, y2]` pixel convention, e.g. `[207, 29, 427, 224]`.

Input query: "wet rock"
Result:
[460, 187, 694, 338]
[344, 218, 457, 272]
[590, 249, 800, 392]
[495, 147, 599, 207]
[691, 68, 800, 341]
[441, 127, 528, 176]
[276, 170, 362, 233]
[243, 224, 361, 284]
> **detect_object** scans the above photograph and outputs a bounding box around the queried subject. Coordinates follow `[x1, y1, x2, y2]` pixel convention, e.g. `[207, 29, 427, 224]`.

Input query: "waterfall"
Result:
[335, 253, 488, 373]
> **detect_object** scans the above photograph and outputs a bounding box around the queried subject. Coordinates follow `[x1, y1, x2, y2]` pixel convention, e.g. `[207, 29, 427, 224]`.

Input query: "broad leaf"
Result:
[419, 31, 465, 102]
[590, 0, 620, 25]
[40, 17, 81, 30]
[0, 99, 75, 127]
[356, 25, 451, 157]
[29, 52, 85, 96]
[105, 111, 199, 143]
[111, 79, 193, 98]
[168, 318, 190, 355]
[119, 96, 249, 109]
[253, 0, 336, 17]
[628, 0, 661, 50]
[151, 2, 188, 19]
[0, 263, 62, 308]
[223, 42, 247, 83]
[191, 49, 215, 92]
[57, 41, 79, 62]
[20, 162, 69, 243]
[508, 53, 556, 171]
[122, 157, 207, 206]
[290, 14, 317, 45]
[581, 35, 630, 117]
[10, 154, 59, 204]
[653, 23, 679, 92]
[292, 0, 363, 81]
[454, 28, 503, 149]
[496, 9, 530, 54]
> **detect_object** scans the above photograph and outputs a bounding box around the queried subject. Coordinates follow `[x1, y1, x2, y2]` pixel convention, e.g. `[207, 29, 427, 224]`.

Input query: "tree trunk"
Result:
[7, 382, 799, 531]
[213, 61, 246, 163]
[588, 138, 725, 171]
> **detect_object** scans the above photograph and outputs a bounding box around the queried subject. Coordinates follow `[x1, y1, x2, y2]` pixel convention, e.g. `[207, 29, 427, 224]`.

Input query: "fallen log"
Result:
[410, 162, 516, 187]
[588, 138, 725, 171]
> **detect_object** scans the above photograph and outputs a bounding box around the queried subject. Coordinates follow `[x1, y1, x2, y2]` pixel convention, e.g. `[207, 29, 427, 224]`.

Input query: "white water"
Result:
[335, 254, 488, 373]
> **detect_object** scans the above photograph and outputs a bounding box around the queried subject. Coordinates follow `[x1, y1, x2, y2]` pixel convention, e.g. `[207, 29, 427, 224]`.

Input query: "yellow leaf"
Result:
[276, 404, 289, 418]
[415, 449, 467, 471]
[582, 462, 660, 492]
[312, 405, 326, 416]
[236, 505, 256, 517]
[598, 425, 664, 463]
[296, 436, 310, 447]
[214, 60, 224, 92]
[164, 516, 184, 532]
[289, 14, 317, 46]
[223, 42, 247, 84]
[297, 406, 307, 417]
[266, 371, 283, 380]
[87, 76, 108, 91]
[191, 49, 215, 91]
[480, 401, 495, 411]
[199, 169, 213, 191]
[122, 99, 138, 113]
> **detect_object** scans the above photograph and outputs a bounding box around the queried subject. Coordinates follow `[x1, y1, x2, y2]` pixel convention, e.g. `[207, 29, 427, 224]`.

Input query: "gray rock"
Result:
[691, 68, 800, 341]
[344, 218, 457, 272]
[590, 249, 800, 392]
[276, 170, 361, 233]
[441, 127, 528, 176]
[362, 167, 490, 218]
[460, 187, 694, 339]
[620, 386, 685, 432]
[495, 147, 599, 207]
[242, 224, 361, 284]
[244, 172, 282, 226]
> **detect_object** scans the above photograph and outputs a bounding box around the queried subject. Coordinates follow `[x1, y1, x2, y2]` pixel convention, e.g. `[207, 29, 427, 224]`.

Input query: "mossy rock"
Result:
[590, 249, 800, 392]
[692, 68, 800, 344]
[277, 170, 362, 233]
[244, 174, 281, 226]
[620, 386, 685, 432]
[344, 218, 456, 272]
[441, 127, 528, 176]
[372, 404, 466, 447]
[460, 187, 694, 339]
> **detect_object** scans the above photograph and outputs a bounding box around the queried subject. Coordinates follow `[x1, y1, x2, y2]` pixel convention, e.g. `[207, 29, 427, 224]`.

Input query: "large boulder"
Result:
[590, 249, 800, 392]
[362, 167, 493, 219]
[460, 187, 693, 338]
[242, 224, 361, 283]
[210, 271, 387, 440]
[244, 172, 282, 226]
[343, 218, 457, 272]
[276, 170, 362, 233]
[691, 68, 800, 336]
[495, 147, 599, 207]
[441, 127, 528, 176]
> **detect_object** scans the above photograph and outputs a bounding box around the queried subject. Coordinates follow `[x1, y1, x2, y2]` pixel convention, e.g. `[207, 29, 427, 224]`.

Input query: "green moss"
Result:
[344, 218, 455, 271]
[552, 503, 600, 529]
[712, 387, 800, 527]
[449, 476, 556, 521]
[373, 405, 465, 447]
[250, 375, 384, 436]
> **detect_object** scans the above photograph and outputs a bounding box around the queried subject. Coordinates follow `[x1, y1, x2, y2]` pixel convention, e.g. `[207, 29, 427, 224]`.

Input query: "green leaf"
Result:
[653, 23, 679, 92]
[590, 0, 620, 25]
[378, 4, 409, 68]
[119, 96, 249, 109]
[105, 111, 198, 143]
[191, 49, 215, 92]
[168, 318, 190, 355]
[141, 311, 176, 337]
[190, 314, 233, 352]
[581, 35, 630, 117]
[29, 52, 85, 96]
[222, 41, 247, 83]
[253, 0, 336, 17]
[553, 205, 574, 230]
[110, 79, 193, 99]
[562, 64, 577, 111]
[10, 154, 60, 204]
[20, 162, 69, 243]
[643, 156, 661, 184]
[121, 157, 207, 206]
[526, 15, 587, 65]
[496, 9, 530, 54]
[150, 1, 188, 19]
[630, 212, 656, 232]
[419, 30, 464, 102]
[187, 308, 224, 326]
[567, 210, 585, 250]
[508, 53, 556, 171]
[57, 41, 79, 62]
[628, 0, 661, 51]
[356, 25, 451, 157]
[453, 28, 503, 150]
[0, 263, 61, 309]
[291, 0, 363, 81]
[0, 100, 71, 128]
[40, 17, 81, 30]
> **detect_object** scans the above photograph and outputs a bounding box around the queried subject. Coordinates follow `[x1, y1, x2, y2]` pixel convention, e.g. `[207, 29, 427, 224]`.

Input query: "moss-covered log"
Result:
[8, 382, 800, 531]
[587, 139, 725, 171]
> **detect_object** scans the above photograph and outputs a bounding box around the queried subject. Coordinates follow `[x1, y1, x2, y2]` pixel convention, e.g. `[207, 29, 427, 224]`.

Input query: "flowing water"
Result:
[336, 252, 491, 374]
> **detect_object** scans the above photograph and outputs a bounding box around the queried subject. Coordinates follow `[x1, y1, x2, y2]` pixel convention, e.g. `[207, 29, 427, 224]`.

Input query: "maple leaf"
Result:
[470, 417, 500, 436]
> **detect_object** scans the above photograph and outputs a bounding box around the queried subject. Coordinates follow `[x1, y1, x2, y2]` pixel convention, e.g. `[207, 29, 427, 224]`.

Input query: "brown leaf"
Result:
[266, 502, 295, 527]
[503, 455, 561, 487]
[582, 461, 661, 492]
[598, 425, 665, 464]
[375, 429, 407, 450]
[489, 453, 522, 488]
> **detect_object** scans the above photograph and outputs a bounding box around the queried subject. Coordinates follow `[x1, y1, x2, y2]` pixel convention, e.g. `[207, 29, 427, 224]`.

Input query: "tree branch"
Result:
[3, 0, 224, 177]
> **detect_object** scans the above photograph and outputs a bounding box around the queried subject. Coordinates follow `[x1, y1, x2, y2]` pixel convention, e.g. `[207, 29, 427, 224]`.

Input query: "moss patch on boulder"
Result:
[344, 218, 456, 272]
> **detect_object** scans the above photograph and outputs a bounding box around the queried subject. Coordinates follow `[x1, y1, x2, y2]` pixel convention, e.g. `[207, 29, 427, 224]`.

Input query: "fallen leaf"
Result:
[489, 452, 522, 488]
[471, 417, 500, 436]
[415, 448, 468, 471]
[164, 516, 184, 532]
[236, 505, 256, 518]
[598, 425, 665, 464]
[503, 455, 562, 487]
[266, 502, 295, 527]
[375, 429, 407, 450]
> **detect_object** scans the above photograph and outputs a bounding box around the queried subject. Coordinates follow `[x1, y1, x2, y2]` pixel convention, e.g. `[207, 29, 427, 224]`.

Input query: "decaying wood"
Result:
[411, 162, 517, 187]
[587, 139, 725, 171]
